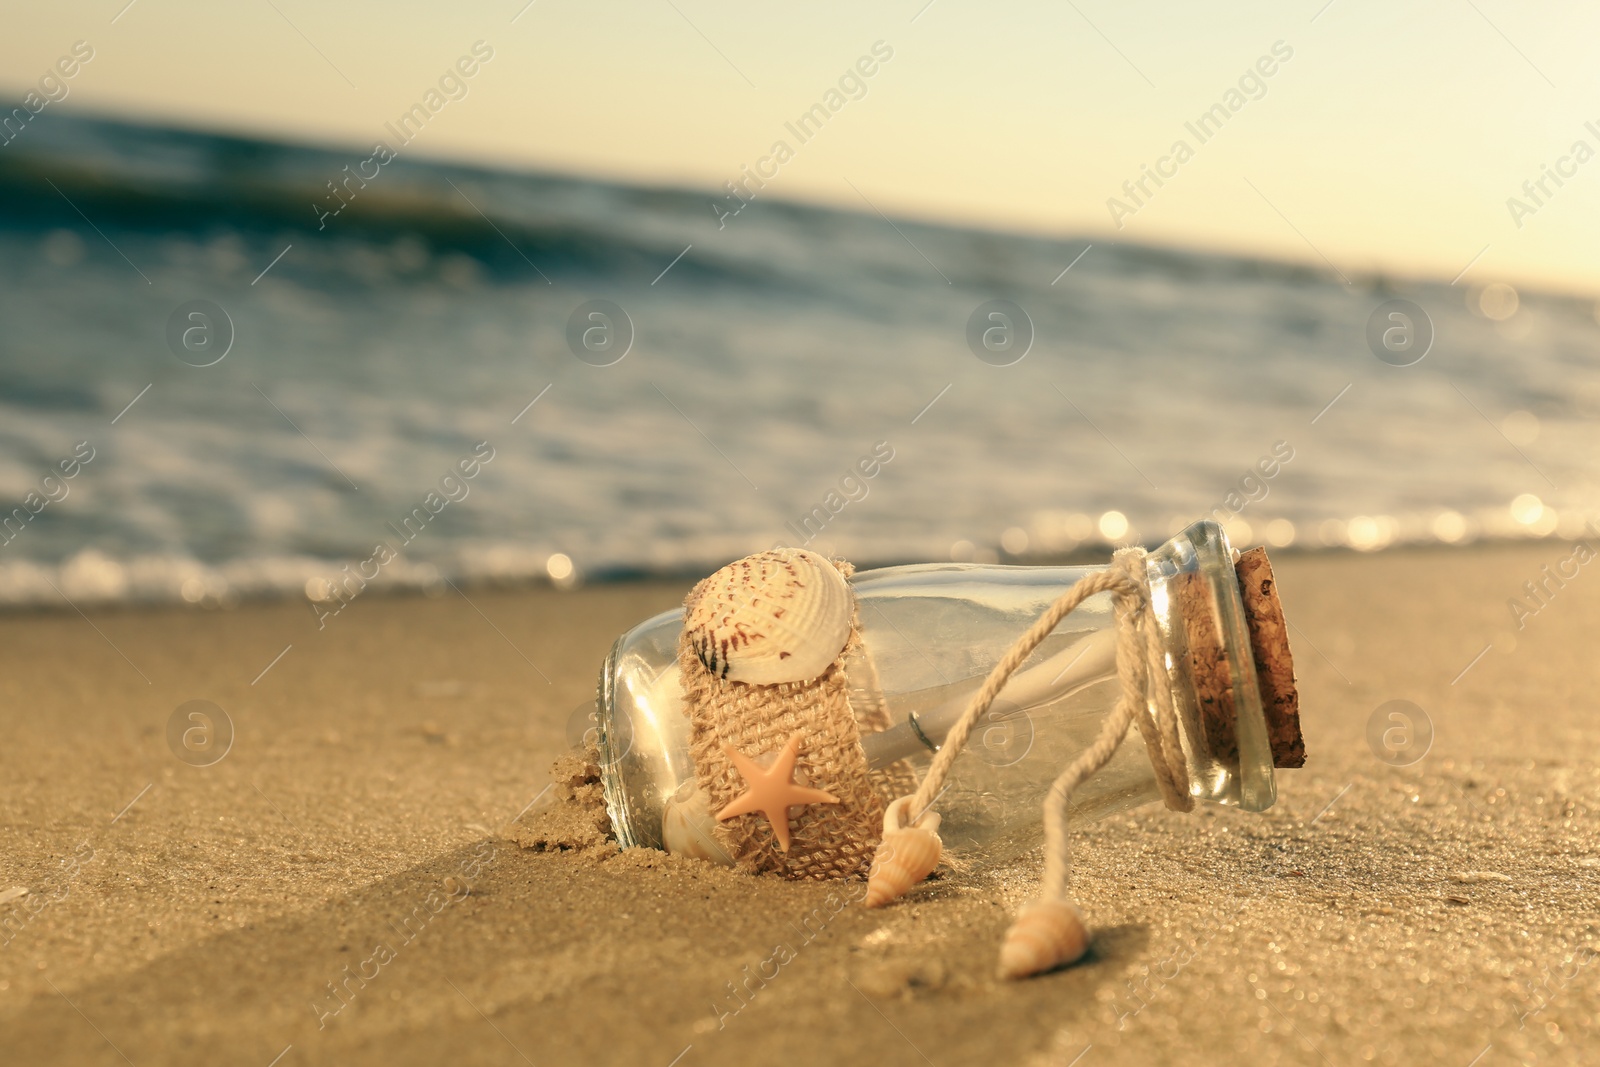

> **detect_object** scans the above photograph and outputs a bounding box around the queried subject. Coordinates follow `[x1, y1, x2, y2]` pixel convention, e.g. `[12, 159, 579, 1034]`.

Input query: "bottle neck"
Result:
[1144, 532, 1300, 812]
[856, 536, 1303, 815]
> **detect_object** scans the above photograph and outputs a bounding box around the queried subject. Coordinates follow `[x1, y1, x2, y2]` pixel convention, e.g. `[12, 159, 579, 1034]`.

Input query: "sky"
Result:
[5, 0, 1600, 292]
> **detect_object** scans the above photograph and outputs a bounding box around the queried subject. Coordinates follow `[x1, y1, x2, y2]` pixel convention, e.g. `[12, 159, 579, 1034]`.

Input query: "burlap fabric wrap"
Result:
[677, 557, 910, 880]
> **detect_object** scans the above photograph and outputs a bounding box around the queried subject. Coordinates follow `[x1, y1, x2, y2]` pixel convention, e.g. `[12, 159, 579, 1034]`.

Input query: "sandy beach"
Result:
[2, 542, 1596, 1066]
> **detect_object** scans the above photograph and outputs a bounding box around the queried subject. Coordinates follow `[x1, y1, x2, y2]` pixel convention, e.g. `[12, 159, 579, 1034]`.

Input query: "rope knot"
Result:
[863, 545, 1195, 977]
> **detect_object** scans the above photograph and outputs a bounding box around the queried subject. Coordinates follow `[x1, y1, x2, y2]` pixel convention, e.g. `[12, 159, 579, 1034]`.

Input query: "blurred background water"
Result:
[1, 114, 1595, 608]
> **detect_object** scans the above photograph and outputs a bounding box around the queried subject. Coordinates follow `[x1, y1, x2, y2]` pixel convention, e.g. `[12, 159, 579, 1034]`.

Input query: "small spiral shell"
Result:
[997, 899, 1089, 979]
[864, 796, 942, 908]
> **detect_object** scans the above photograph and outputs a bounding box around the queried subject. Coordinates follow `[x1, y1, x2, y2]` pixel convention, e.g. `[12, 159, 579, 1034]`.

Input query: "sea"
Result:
[1, 113, 1596, 609]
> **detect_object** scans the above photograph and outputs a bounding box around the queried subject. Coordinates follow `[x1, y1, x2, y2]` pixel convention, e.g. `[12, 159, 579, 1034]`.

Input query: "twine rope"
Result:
[906, 547, 1193, 899]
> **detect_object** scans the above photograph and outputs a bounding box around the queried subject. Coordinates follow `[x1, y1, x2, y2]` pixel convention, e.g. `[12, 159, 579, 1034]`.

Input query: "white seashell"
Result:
[660, 782, 735, 866]
[684, 549, 852, 686]
[997, 898, 1089, 979]
[864, 796, 942, 908]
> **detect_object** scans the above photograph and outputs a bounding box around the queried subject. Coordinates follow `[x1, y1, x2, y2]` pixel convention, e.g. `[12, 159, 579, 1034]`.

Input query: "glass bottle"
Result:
[591, 521, 1299, 868]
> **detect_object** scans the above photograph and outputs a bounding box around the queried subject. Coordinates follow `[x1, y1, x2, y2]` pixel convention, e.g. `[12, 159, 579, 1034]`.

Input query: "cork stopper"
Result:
[1174, 547, 1304, 770]
[1235, 547, 1305, 768]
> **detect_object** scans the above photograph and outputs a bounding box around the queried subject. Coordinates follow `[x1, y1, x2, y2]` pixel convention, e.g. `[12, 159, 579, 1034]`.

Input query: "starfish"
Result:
[716, 733, 839, 852]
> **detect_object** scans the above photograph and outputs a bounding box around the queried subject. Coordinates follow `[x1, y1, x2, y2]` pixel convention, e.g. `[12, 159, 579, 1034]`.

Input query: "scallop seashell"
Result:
[864, 796, 942, 908]
[684, 549, 852, 686]
[997, 898, 1089, 979]
[660, 782, 735, 866]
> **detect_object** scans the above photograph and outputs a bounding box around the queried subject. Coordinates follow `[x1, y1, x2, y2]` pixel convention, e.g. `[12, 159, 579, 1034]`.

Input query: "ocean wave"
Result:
[0, 113, 1596, 611]
[0, 503, 1588, 612]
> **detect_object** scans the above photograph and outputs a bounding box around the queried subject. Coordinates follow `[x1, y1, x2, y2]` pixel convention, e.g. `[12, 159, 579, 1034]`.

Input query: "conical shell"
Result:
[683, 549, 852, 686]
[997, 899, 1089, 979]
[864, 796, 942, 908]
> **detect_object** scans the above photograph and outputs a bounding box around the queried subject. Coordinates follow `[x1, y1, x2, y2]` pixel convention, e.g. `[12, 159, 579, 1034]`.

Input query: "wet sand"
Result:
[1, 543, 1597, 1066]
